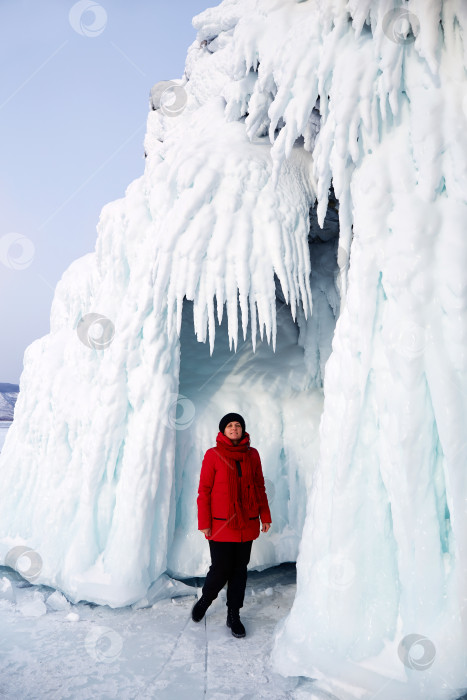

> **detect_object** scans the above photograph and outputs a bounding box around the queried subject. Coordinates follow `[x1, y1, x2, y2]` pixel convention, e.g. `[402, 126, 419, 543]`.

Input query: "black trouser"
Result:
[202, 540, 253, 609]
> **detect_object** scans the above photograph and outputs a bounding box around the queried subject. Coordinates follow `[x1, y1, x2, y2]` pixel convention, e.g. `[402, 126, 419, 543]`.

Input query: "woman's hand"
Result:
[261, 522, 271, 533]
[200, 528, 211, 537]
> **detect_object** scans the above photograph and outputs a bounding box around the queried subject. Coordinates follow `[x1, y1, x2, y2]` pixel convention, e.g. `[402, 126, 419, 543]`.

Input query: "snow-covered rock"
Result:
[65, 612, 79, 622]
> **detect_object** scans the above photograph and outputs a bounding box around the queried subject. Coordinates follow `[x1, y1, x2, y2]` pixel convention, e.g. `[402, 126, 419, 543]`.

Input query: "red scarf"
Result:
[215, 431, 259, 530]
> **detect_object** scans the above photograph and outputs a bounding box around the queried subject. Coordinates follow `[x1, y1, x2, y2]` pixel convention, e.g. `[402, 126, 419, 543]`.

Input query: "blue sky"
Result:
[0, 0, 210, 384]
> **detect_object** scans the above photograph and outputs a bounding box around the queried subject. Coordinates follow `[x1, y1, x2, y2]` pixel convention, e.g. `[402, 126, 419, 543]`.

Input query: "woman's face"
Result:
[224, 421, 243, 442]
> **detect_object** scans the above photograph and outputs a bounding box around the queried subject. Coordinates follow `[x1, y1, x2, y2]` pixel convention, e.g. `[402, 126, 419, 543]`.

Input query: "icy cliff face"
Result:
[0, 0, 466, 697]
[0, 0, 337, 608]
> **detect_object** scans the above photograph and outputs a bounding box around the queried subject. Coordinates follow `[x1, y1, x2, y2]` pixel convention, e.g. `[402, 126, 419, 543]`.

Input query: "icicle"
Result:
[264, 297, 272, 348]
[176, 295, 183, 337]
[271, 298, 277, 353]
[249, 295, 257, 353]
[303, 271, 313, 320]
[216, 290, 224, 326]
[207, 295, 216, 355]
[226, 289, 239, 352]
[240, 290, 249, 341]
[193, 298, 208, 345]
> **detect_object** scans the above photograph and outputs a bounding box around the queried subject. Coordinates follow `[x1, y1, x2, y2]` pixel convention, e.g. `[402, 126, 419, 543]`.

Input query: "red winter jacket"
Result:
[197, 431, 272, 542]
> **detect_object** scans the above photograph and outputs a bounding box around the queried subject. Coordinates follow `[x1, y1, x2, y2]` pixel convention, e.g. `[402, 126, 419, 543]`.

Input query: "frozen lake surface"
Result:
[0, 562, 332, 700]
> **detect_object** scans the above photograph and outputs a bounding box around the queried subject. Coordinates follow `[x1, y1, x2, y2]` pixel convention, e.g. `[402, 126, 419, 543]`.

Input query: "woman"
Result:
[192, 412, 272, 637]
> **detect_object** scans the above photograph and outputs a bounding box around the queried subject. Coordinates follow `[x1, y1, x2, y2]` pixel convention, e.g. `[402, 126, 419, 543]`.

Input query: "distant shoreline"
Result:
[0, 384, 19, 392]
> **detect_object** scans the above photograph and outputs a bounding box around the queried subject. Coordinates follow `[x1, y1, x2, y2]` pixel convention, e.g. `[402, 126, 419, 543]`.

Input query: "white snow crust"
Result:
[0, 564, 324, 700]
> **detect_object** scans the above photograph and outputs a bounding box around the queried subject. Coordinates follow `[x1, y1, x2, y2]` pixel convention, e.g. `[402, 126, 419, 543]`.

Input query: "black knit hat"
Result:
[219, 413, 245, 437]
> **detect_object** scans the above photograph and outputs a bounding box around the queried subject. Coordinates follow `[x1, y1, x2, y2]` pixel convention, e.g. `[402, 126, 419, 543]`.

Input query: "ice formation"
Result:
[1, 0, 466, 697]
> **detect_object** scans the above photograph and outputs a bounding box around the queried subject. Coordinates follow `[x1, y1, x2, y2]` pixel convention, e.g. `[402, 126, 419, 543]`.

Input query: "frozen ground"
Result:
[0, 562, 333, 700]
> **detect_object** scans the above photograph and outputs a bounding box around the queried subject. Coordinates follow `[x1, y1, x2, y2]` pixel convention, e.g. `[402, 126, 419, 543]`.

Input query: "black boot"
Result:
[226, 606, 246, 637]
[191, 594, 212, 622]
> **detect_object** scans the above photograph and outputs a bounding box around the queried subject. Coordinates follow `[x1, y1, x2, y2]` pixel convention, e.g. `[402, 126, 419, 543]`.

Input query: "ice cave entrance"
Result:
[167, 194, 342, 577]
